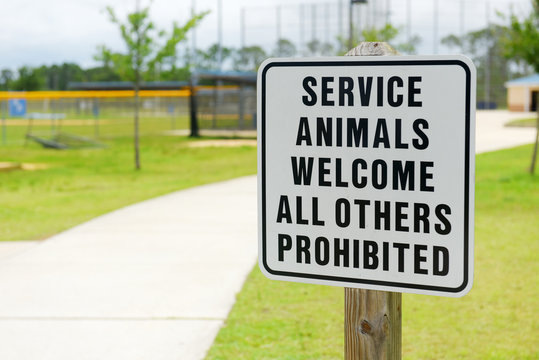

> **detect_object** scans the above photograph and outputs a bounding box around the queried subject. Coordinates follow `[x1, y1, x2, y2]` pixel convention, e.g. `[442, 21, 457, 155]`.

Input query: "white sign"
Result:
[257, 56, 476, 297]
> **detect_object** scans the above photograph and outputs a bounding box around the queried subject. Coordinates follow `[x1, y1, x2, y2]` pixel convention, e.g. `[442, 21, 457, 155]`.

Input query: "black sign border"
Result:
[260, 59, 472, 294]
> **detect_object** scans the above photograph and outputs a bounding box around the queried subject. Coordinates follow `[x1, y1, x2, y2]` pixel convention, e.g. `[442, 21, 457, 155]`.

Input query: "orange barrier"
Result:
[0, 86, 239, 100]
[0, 90, 190, 100]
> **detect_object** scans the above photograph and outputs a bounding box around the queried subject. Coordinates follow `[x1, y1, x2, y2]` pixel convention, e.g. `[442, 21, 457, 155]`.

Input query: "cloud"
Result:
[0, 0, 532, 69]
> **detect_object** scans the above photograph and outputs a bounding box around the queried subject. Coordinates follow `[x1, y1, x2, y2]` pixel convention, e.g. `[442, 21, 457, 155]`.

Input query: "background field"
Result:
[206, 144, 539, 360]
[0, 87, 256, 147]
[0, 115, 257, 241]
[505, 117, 538, 128]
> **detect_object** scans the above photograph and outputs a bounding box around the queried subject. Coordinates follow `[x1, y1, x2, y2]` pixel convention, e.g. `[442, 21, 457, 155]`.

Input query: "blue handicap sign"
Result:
[9, 99, 27, 117]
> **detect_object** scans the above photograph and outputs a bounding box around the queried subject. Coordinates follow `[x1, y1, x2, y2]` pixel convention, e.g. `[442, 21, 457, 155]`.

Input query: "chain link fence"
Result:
[0, 86, 257, 146]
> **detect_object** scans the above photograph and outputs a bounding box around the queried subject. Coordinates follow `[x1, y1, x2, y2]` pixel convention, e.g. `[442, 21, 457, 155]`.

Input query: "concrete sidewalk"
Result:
[0, 177, 257, 360]
[0, 110, 536, 360]
[475, 110, 536, 153]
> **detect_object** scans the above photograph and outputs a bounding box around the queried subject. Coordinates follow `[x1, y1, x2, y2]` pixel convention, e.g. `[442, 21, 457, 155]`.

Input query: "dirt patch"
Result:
[0, 162, 49, 172]
[0, 162, 20, 172]
[21, 163, 49, 170]
[164, 129, 257, 138]
[188, 139, 257, 148]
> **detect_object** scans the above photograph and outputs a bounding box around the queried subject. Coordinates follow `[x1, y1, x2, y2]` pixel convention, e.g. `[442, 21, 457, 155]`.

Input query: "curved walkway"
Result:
[475, 110, 536, 153]
[0, 176, 257, 360]
[0, 110, 536, 359]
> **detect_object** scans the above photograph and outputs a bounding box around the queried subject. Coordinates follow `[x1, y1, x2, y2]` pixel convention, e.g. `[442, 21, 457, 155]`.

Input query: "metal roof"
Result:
[194, 70, 256, 85]
[505, 74, 539, 87]
[68, 81, 189, 90]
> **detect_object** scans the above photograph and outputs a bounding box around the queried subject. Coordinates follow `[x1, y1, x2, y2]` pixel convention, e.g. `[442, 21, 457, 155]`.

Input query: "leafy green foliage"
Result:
[12, 66, 43, 91]
[195, 43, 234, 70]
[0, 69, 14, 90]
[38, 63, 85, 90]
[233, 46, 267, 71]
[84, 65, 122, 83]
[504, 0, 539, 73]
[273, 38, 297, 57]
[96, 3, 207, 169]
[442, 24, 520, 108]
[338, 23, 420, 54]
[0, 62, 124, 91]
[305, 39, 334, 56]
[503, 0, 539, 174]
[95, 4, 208, 82]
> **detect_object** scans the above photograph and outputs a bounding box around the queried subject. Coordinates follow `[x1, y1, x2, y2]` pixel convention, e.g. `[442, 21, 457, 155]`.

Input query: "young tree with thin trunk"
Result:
[338, 23, 421, 55]
[98, 2, 207, 170]
[504, 0, 539, 174]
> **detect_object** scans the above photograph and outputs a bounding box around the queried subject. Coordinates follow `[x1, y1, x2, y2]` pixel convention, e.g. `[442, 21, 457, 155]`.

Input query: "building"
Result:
[505, 74, 539, 112]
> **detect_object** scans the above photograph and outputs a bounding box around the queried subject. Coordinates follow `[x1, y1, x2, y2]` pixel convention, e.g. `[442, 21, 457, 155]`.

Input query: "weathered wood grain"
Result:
[344, 42, 402, 360]
[345, 42, 398, 57]
[344, 289, 401, 359]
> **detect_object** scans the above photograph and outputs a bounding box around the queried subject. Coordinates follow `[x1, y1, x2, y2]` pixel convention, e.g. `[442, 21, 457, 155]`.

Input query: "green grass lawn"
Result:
[0, 131, 256, 241]
[1, 114, 190, 147]
[206, 144, 539, 360]
[505, 117, 537, 127]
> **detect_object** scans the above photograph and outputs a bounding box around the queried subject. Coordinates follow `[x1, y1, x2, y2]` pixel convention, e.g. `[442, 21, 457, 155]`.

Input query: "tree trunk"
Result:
[530, 95, 539, 175]
[134, 72, 141, 170]
[189, 75, 199, 137]
[134, 0, 141, 171]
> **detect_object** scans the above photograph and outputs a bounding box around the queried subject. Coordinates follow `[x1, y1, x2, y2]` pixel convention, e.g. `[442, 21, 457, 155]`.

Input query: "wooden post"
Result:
[344, 42, 401, 360]
[1, 100, 6, 145]
[529, 92, 539, 174]
[345, 289, 401, 359]
[93, 98, 100, 139]
[189, 75, 199, 138]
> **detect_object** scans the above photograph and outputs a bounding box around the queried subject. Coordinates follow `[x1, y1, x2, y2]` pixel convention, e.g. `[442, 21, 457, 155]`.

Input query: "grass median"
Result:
[206, 144, 539, 360]
[0, 133, 256, 241]
[505, 117, 537, 127]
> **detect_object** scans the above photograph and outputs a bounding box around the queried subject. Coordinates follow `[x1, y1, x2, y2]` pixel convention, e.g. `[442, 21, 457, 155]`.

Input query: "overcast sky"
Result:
[0, 0, 532, 70]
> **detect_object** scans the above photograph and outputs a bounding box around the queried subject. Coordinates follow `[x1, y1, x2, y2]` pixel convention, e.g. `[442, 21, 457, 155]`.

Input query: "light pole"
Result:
[433, 0, 438, 54]
[406, 0, 411, 43]
[349, 0, 367, 50]
[192, 0, 196, 54]
[217, 0, 222, 70]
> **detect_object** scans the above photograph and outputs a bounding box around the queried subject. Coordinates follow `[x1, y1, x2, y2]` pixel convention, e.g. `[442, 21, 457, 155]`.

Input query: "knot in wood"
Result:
[383, 314, 390, 335]
[360, 319, 372, 335]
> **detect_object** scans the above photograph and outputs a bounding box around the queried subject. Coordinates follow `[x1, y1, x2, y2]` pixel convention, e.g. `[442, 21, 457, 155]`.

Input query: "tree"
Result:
[339, 23, 420, 55]
[504, 0, 539, 174]
[233, 46, 267, 72]
[305, 39, 334, 56]
[154, 43, 192, 81]
[84, 66, 122, 82]
[37, 63, 85, 90]
[0, 69, 14, 90]
[91, 45, 123, 82]
[12, 66, 43, 91]
[442, 24, 519, 109]
[273, 38, 297, 57]
[195, 43, 233, 70]
[99, 2, 207, 169]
